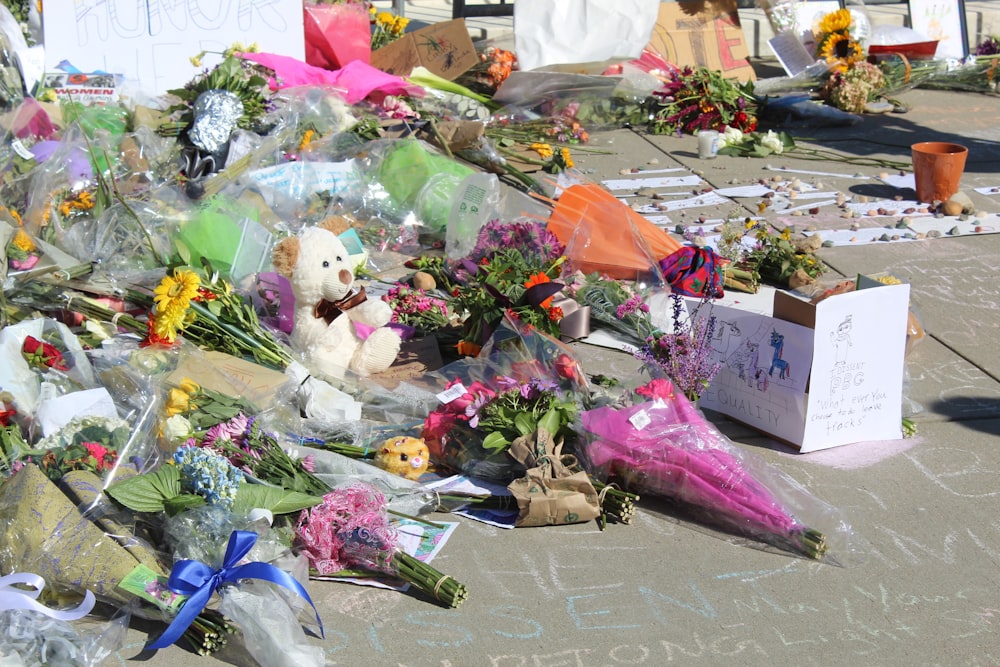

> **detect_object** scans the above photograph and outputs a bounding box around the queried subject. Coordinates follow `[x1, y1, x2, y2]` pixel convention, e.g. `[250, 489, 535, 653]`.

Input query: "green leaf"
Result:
[106, 465, 180, 513]
[164, 493, 206, 516]
[482, 430, 510, 452]
[233, 485, 323, 515]
[537, 408, 561, 435]
[513, 411, 535, 436]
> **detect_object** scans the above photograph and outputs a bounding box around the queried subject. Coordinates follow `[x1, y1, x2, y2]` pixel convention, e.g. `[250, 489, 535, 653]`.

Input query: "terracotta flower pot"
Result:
[910, 142, 968, 203]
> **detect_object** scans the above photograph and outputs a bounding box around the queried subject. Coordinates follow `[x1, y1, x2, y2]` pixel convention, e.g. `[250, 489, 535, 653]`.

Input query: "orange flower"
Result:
[524, 272, 555, 308]
[547, 306, 564, 321]
[456, 340, 482, 357]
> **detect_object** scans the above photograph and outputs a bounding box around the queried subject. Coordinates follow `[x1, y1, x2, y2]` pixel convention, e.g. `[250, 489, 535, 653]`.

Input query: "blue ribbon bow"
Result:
[149, 530, 323, 650]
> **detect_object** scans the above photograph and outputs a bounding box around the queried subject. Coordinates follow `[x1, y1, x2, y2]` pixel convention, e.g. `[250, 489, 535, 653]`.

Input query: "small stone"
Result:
[941, 199, 964, 216]
[790, 209, 803, 216]
[850, 222, 861, 231]
[959, 213, 970, 222]
[836, 192, 847, 206]
[808, 207, 820, 215]
[924, 230, 938, 238]
[868, 209, 879, 217]
[879, 233, 891, 242]
[637, 187, 656, 197]
[947, 226, 961, 235]
[822, 240, 835, 247]
[619, 168, 632, 175]
[648, 157, 660, 165]
[975, 226, 985, 232]
[413, 271, 436, 291]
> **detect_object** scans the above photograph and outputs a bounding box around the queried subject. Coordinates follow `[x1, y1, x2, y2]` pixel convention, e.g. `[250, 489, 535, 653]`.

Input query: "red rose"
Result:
[21, 336, 69, 371]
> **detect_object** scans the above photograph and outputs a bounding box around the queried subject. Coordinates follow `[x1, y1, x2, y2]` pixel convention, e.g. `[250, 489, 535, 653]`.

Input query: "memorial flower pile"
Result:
[0, 9, 877, 660]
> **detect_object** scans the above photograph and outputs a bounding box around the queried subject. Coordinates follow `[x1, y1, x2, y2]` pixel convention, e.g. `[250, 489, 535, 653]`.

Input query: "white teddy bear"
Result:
[272, 217, 401, 381]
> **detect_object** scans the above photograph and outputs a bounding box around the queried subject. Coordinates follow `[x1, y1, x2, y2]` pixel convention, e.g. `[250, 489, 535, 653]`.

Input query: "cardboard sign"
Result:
[646, 0, 756, 82]
[696, 280, 910, 452]
[43, 0, 305, 95]
[370, 19, 477, 81]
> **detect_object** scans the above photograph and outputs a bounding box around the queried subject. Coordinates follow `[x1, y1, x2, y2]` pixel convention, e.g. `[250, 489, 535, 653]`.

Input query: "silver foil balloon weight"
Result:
[187, 89, 243, 159]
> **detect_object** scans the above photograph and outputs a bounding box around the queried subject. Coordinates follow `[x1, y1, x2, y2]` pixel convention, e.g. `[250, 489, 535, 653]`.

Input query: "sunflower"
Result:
[817, 8, 852, 35]
[154, 268, 200, 320]
[818, 33, 864, 72]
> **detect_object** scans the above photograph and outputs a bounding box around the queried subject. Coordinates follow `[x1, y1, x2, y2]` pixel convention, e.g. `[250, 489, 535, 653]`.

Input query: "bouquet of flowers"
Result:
[571, 272, 656, 347]
[0, 463, 237, 655]
[716, 127, 910, 171]
[813, 8, 865, 74]
[422, 315, 586, 483]
[136, 266, 293, 369]
[579, 378, 855, 561]
[381, 282, 451, 336]
[819, 60, 886, 113]
[455, 45, 519, 96]
[445, 219, 568, 354]
[369, 7, 409, 50]
[647, 66, 757, 136]
[294, 482, 468, 607]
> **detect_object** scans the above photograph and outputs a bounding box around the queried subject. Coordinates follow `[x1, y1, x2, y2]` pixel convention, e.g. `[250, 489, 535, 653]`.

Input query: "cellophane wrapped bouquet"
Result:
[421, 315, 587, 484]
[579, 377, 858, 562]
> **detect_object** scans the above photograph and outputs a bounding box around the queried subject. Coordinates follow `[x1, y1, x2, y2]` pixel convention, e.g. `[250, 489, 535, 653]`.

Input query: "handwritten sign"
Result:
[43, 0, 305, 95]
[646, 0, 756, 82]
[697, 281, 910, 451]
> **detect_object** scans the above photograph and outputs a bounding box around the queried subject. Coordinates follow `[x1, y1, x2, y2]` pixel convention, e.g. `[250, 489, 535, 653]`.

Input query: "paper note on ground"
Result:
[602, 175, 702, 190]
[634, 191, 730, 212]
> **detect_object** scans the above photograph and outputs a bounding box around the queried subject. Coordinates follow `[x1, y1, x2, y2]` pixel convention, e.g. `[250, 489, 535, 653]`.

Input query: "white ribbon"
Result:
[0, 573, 95, 621]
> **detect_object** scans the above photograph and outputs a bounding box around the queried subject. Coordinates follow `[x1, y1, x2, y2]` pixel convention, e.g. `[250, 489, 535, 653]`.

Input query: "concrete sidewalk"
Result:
[112, 36, 1000, 667]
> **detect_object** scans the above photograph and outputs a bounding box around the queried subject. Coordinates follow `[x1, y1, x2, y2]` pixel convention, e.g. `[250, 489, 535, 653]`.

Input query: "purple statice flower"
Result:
[634, 297, 721, 402]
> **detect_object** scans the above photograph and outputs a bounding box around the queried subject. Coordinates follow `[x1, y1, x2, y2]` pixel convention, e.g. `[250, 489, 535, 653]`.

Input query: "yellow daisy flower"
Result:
[154, 268, 200, 319]
[529, 143, 554, 159]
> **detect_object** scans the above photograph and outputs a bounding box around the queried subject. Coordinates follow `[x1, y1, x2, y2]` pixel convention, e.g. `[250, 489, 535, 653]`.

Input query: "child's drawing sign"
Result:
[44, 0, 305, 94]
[696, 302, 814, 446]
[697, 280, 910, 452]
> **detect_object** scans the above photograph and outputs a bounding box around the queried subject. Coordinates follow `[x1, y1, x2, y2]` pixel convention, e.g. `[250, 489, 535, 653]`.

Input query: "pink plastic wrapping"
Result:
[580, 378, 859, 562]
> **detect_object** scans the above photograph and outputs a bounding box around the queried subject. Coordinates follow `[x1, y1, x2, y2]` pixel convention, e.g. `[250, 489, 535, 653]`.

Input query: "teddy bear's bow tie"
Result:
[313, 287, 368, 324]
